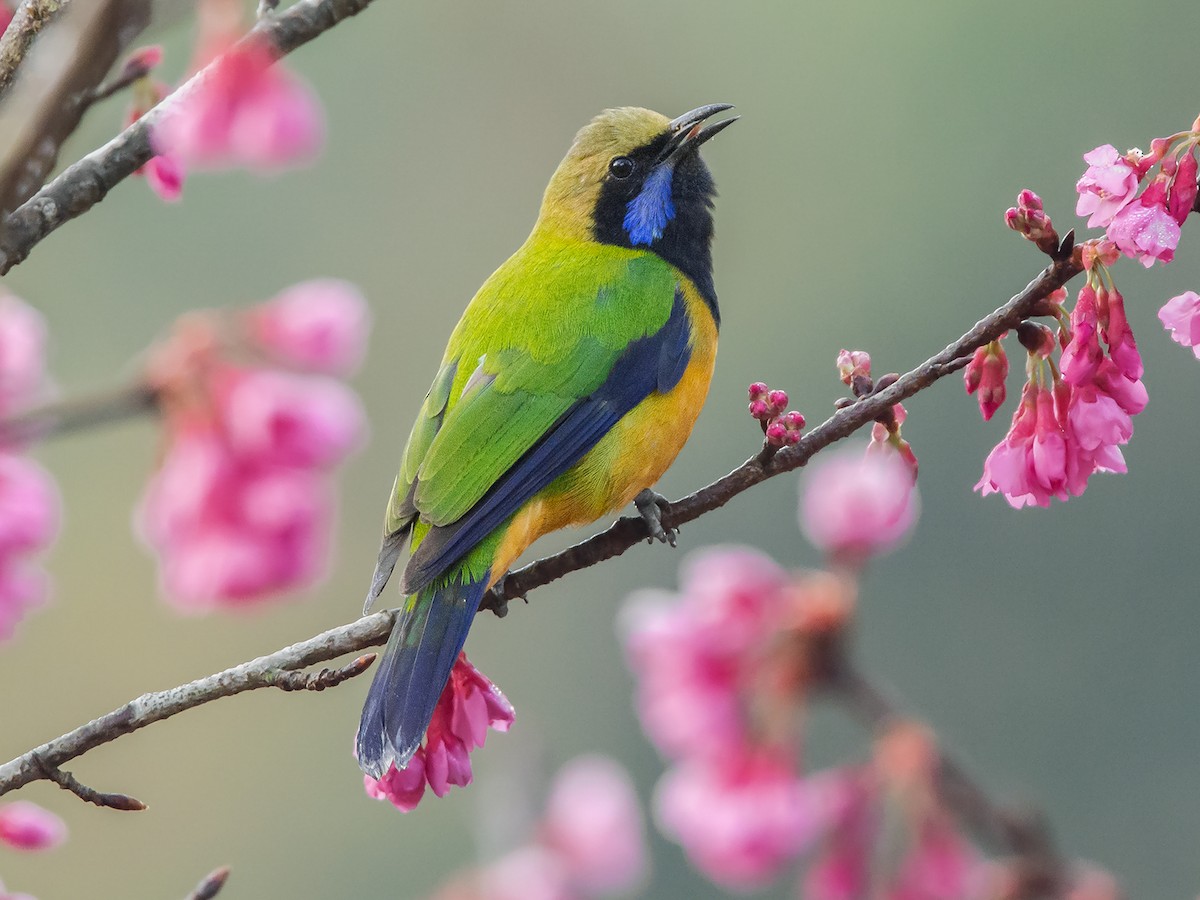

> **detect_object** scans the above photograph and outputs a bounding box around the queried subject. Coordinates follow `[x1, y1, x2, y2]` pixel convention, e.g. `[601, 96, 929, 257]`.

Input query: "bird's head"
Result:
[537, 104, 737, 305]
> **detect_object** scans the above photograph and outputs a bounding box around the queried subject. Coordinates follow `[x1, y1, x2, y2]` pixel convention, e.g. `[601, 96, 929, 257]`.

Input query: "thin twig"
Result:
[0, 252, 1083, 800]
[32, 752, 146, 810]
[184, 866, 230, 900]
[0, 382, 158, 444]
[267, 653, 376, 692]
[831, 666, 1067, 898]
[0, 0, 72, 97]
[0, 0, 377, 274]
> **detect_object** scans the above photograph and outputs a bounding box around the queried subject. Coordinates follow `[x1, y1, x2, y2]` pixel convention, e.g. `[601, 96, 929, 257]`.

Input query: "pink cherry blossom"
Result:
[976, 384, 1072, 509]
[0, 802, 66, 851]
[0, 292, 47, 417]
[217, 369, 364, 470]
[0, 4, 12, 35]
[1158, 290, 1200, 356]
[800, 448, 918, 562]
[0, 455, 58, 641]
[836, 349, 871, 385]
[470, 847, 572, 900]
[247, 280, 370, 376]
[963, 341, 1007, 421]
[1075, 145, 1140, 228]
[1107, 178, 1180, 267]
[1167, 146, 1198, 224]
[540, 755, 647, 895]
[1099, 285, 1141, 379]
[363, 654, 514, 812]
[127, 77, 185, 201]
[1060, 284, 1102, 386]
[154, 39, 323, 172]
[620, 548, 790, 759]
[654, 749, 822, 890]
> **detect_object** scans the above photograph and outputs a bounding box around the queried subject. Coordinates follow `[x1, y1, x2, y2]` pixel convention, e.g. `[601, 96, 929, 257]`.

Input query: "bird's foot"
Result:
[488, 571, 527, 618]
[635, 488, 678, 547]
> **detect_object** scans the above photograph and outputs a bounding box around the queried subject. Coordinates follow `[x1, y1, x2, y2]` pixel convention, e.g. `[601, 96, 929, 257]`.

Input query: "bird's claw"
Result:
[489, 572, 527, 618]
[635, 488, 678, 547]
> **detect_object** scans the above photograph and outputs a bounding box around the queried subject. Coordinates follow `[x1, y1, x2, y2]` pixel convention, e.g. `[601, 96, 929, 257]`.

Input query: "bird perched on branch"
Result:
[356, 104, 737, 778]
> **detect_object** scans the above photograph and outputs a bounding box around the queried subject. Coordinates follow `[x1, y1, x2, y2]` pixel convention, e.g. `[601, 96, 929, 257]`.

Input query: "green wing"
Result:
[382, 243, 678, 562]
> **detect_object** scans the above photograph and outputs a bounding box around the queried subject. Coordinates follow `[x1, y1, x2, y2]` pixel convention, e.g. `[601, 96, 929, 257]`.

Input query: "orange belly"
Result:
[487, 282, 718, 586]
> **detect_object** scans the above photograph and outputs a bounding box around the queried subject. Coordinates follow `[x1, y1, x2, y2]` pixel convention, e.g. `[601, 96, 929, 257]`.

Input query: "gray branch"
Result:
[0, 0, 376, 274]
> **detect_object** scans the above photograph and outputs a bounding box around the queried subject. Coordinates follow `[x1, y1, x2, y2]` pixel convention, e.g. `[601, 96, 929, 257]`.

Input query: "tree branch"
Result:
[0, 0, 377, 274]
[0, 612, 391, 797]
[0, 251, 1083, 800]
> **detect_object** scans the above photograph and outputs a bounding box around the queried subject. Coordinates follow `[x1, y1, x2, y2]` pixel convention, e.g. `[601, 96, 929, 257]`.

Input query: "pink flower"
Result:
[836, 349, 871, 385]
[1060, 284, 1102, 386]
[975, 384, 1072, 509]
[1075, 145, 1140, 228]
[471, 847, 572, 900]
[154, 39, 323, 172]
[0, 292, 47, 417]
[654, 749, 823, 890]
[1167, 146, 1198, 224]
[963, 341, 1007, 421]
[800, 448, 919, 561]
[0, 801, 66, 851]
[1107, 178, 1180, 267]
[218, 369, 364, 470]
[0, 455, 58, 641]
[0, 4, 12, 35]
[540, 756, 647, 895]
[127, 77, 185, 201]
[143, 154, 184, 202]
[1158, 290, 1200, 356]
[1099, 285, 1141, 379]
[620, 548, 790, 759]
[363, 654, 514, 812]
[247, 280, 370, 376]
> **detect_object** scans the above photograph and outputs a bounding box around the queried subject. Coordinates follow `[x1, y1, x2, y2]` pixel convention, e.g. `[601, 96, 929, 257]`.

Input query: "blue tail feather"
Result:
[355, 571, 488, 780]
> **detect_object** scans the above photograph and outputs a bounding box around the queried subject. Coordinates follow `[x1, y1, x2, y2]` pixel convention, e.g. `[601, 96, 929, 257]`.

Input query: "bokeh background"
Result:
[3, 1, 1199, 897]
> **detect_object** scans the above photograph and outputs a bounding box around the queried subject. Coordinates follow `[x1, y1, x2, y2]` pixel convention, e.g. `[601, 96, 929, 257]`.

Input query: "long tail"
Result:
[355, 570, 489, 779]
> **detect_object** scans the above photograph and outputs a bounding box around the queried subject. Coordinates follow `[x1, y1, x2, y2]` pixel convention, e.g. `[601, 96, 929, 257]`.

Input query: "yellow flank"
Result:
[487, 275, 718, 587]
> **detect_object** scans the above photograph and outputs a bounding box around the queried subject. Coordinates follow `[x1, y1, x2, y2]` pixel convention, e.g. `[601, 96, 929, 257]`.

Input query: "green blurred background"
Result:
[3, 1, 1199, 897]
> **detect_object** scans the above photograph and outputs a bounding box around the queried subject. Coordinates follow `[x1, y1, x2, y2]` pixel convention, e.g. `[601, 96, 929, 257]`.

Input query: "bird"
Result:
[356, 104, 737, 779]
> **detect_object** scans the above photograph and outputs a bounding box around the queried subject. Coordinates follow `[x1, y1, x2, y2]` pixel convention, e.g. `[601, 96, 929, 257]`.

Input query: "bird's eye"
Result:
[609, 156, 635, 180]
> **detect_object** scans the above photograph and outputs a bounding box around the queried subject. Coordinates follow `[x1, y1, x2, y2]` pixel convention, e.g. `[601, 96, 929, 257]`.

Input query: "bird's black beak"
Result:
[659, 103, 738, 163]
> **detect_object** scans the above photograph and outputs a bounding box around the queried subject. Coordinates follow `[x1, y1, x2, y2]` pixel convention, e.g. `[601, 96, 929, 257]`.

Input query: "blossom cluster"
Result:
[427, 755, 647, 899]
[136, 279, 368, 610]
[621, 545, 985, 896]
[362, 653, 514, 812]
[0, 293, 59, 643]
[121, 1, 325, 203]
[748, 382, 805, 446]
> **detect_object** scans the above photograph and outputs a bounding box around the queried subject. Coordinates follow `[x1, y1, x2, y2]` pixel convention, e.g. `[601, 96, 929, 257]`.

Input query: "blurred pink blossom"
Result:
[1158, 290, 1200, 356]
[1075, 145, 1141, 228]
[154, 39, 323, 172]
[247, 279, 370, 376]
[127, 76, 185, 201]
[471, 846, 572, 900]
[364, 654, 513, 812]
[620, 548, 789, 759]
[800, 448, 918, 561]
[0, 802, 66, 851]
[0, 880, 35, 900]
[540, 755, 647, 895]
[655, 750, 824, 890]
[0, 292, 47, 416]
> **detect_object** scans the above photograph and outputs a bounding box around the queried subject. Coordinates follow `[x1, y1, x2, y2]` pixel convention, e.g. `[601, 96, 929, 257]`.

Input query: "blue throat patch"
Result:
[623, 164, 676, 246]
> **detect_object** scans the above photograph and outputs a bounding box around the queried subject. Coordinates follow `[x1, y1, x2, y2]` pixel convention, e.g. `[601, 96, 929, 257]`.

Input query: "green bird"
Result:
[357, 104, 736, 778]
